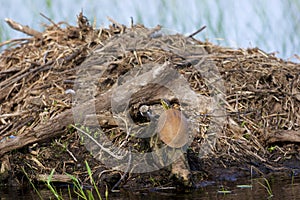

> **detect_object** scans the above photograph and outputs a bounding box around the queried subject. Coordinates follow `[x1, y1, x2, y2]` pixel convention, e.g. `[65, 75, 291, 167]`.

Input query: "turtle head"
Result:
[160, 99, 171, 110]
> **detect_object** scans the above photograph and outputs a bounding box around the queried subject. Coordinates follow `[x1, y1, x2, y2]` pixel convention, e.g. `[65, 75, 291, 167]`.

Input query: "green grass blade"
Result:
[21, 167, 43, 200]
[85, 160, 103, 200]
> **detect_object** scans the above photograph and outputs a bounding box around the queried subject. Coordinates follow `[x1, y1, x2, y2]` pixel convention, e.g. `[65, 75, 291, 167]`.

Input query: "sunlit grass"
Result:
[23, 161, 108, 200]
[22, 166, 43, 200]
[217, 185, 232, 195]
[46, 169, 63, 200]
[256, 177, 273, 199]
[57, 161, 108, 200]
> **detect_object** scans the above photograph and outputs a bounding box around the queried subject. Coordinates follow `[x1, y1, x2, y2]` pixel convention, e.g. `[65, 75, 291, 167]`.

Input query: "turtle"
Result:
[156, 99, 189, 148]
[140, 99, 192, 184]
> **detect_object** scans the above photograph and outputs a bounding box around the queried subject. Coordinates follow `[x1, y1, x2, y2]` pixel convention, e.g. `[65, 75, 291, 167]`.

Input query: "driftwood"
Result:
[36, 174, 72, 183]
[0, 82, 197, 157]
[266, 130, 300, 144]
[5, 18, 43, 39]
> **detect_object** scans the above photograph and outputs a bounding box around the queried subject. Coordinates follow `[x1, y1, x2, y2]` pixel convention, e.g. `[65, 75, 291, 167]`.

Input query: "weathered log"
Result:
[0, 90, 111, 157]
[0, 81, 207, 157]
[266, 130, 300, 144]
[36, 174, 72, 183]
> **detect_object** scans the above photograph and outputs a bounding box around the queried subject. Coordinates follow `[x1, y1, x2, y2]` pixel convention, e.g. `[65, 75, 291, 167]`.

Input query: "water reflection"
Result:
[1, 176, 299, 199]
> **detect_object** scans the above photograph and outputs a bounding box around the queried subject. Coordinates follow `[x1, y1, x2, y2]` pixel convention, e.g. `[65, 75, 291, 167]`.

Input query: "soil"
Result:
[0, 13, 299, 192]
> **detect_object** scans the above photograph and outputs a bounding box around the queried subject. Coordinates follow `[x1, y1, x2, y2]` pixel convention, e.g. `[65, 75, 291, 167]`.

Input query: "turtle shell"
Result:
[157, 109, 189, 148]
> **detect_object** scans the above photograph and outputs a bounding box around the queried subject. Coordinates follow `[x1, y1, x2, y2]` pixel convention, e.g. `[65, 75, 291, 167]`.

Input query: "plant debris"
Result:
[0, 13, 299, 191]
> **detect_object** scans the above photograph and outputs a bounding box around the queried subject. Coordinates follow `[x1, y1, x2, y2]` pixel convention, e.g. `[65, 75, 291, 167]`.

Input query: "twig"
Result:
[188, 25, 206, 38]
[55, 140, 78, 162]
[71, 125, 125, 160]
[40, 13, 60, 27]
[5, 18, 42, 39]
[0, 38, 30, 48]
[114, 115, 131, 140]
[107, 17, 123, 28]
[111, 149, 132, 192]
[0, 61, 54, 92]
[0, 111, 28, 118]
[107, 17, 126, 33]
[130, 17, 134, 28]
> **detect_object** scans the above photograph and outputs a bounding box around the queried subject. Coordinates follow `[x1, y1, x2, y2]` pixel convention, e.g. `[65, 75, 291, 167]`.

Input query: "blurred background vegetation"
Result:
[0, 0, 299, 61]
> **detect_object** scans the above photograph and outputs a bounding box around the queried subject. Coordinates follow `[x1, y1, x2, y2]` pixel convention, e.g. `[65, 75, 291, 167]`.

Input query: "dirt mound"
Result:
[0, 13, 299, 190]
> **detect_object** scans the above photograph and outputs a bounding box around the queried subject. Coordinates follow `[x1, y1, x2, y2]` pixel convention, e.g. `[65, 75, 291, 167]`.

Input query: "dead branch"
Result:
[266, 130, 300, 144]
[5, 18, 43, 39]
[0, 90, 110, 157]
[0, 83, 191, 157]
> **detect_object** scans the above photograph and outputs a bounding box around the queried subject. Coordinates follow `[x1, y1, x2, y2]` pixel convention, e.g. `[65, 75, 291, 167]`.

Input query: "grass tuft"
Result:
[43, 161, 108, 200]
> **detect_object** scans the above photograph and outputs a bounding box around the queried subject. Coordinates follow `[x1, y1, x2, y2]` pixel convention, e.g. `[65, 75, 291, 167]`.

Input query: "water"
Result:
[0, 0, 299, 61]
[1, 176, 300, 199]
